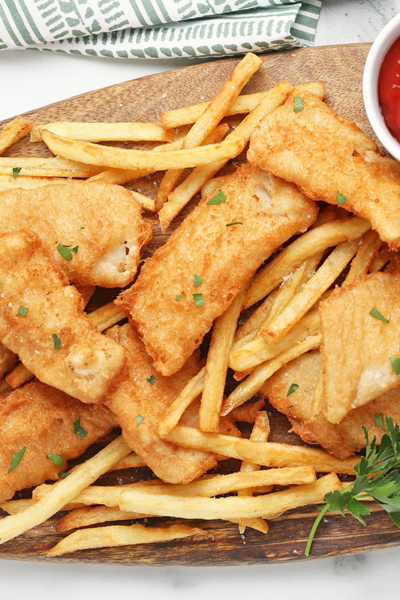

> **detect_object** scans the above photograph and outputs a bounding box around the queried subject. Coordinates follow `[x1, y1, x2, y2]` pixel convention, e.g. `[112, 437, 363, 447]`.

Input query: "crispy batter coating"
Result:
[248, 91, 400, 248]
[117, 163, 318, 376]
[320, 269, 400, 424]
[261, 351, 400, 460]
[0, 344, 17, 379]
[105, 323, 217, 484]
[0, 181, 152, 287]
[0, 380, 117, 504]
[0, 231, 125, 403]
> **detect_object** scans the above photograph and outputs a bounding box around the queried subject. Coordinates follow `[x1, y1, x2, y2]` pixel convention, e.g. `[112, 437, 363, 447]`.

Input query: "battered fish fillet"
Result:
[117, 163, 318, 376]
[0, 231, 125, 403]
[0, 181, 152, 287]
[248, 90, 400, 248]
[261, 351, 400, 460]
[0, 344, 17, 379]
[0, 380, 117, 504]
[105, 323, 217, 484]
[320, 268, 400, 424]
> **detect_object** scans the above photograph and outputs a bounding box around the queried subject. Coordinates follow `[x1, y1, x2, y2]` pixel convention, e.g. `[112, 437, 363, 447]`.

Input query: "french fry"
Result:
[230, 399, 265, 423]
[201, 176, 227, 199]
[31, 122, 172, 143]
[222, 334, 321, 415]
[162, 426, 357, 474]
[243, 217, 371, 310]
[343, 230, 381, 285]
[0, 156, 103, 178]
[129, 190, 156, 213]
[234, 289, 280, 344]
[108, 453, 146, 471]
[156, 53, 263, 211]
[41, 130, 245, 172]
[0, 175, 71, 192]
[159, 80, 293, 230]
[118, 473, 343, 520]
[1, 499, 36, 514]
[55, 506, 150, 533]
[229, 310, 320, 373]
[369, 245, 393, 273]
[75, 285, 96, 306]
[158, 366, 206, 437]
[258, 240, 360, 343]
[0, 116, 32, 156]
[0, 436, 131, 546]
[200, 289, 245, 432]
[0, 378, 11, 395]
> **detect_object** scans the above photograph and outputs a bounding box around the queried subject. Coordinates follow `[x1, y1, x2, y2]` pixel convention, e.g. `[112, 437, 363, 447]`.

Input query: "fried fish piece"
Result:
[0, 181, 152, 287]
[248, 91, 400, 248]
[0, 231, 125, 403]
[105, 323, 217, 484]
[117, 163, 318, 376]
[261, 351, 400, 460]
[0, 380, 117, 504]
[320, 268, 400, 424]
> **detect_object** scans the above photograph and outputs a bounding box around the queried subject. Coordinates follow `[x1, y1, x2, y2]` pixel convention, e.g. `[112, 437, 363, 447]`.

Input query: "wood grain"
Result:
[2, 42, 400, 566]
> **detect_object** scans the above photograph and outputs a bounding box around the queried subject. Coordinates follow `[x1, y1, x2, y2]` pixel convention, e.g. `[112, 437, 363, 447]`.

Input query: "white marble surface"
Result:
[1, 1, 400, 597]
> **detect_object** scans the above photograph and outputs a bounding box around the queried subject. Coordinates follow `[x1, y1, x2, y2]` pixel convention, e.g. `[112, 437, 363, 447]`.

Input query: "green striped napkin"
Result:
[0, 1, 321, 59]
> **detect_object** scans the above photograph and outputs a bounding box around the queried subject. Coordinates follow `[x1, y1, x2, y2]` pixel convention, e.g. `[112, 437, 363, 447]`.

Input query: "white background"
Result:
[1, 1, 400, 598]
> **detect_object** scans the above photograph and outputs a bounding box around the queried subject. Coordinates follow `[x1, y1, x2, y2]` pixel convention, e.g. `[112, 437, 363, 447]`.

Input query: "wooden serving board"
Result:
[2, 42, 400, 566]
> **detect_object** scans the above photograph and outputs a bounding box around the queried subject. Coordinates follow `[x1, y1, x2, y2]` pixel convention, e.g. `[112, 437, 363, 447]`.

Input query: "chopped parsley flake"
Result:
[193, 274, 202, 286]
[18, 306, 28, 317]
[57, 244, 73, 261]
[71, 246, 79, 254]
[226, 222, 243, 227]
[58, 472, 70, 479]
[8, 447, 26, 473]
[336, 192, 346, 205]
[293, 96, 304, 112]
[12, 167, 21, 179]
[369, 307, 390, 323]
[52, 333, 61, 349]
[47, 454, 63, 468]
[147, 375, 155, 385]
[207, 190, 226, 205]
[390, 357, 400, 376]
[175, 294, 185, 301]
[193, 293, 204, 307]
[287, 383, 299, 396]
[73, 416, 87, 439]
[136, 415, 145, 427]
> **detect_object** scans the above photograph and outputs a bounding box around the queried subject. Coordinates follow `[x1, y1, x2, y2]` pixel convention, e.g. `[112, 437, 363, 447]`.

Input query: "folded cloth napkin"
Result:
[0, 1, 321, 59]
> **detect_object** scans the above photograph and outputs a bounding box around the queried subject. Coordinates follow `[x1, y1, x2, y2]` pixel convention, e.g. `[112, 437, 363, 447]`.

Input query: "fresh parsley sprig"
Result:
[305, 415, 400, 556]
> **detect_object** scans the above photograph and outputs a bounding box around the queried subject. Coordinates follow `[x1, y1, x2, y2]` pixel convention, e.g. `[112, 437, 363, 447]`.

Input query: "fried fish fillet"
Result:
[320, 268, 400, 424]
[105, 323, 217, 484]
[248, 90, 400, 248]
[0, 380, 117, 504]
[0, 181, 152, 287]
[261, 351, 400, 460]
[117, 163, 318, 376]
[0, 231, 125, 403]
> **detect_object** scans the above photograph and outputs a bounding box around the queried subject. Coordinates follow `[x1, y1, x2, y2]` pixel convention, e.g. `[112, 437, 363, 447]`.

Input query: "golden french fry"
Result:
[31, 122, 172, 143]
[118, 474, 342, 520]
[163, 425, 357, 474]
[369, 245, 393, 273]
[156, 53, 263, 211]
[158, 366, 206, 437]
[259, 240, 359, 343]
[0, 377, 11, 395]
[222, 334, 321, 415]
[48, 523, 204, 556]
[0, 116, 32, 156]
[0, 156, 103, 178]
[343, 230, 381, 285]
[159, 80, 293, 231]
[200, 289, 245, 432]
[1, 499, 84, 514]
[230, 399, 265, 423]
[229, 310, 320, 372]
[129, 190, 156, 213]
[41, 130, 245, 172]
[56, 506, 150, 533]
[0, 436, 130, 546]
[0, 175, 71, 192]
[108, 453, 146, 471]
[243, 217, 371, 310]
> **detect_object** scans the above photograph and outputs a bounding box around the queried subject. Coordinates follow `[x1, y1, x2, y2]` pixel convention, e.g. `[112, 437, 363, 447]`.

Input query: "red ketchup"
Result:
[379, 37, 400, 143]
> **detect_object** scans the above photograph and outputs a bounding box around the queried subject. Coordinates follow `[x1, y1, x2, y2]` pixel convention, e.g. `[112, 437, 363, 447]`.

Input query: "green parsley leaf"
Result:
[47, 454, 63, 468]
[8, 447, 26, 473]
[193, 293, 204, 307]
[52, 333, 61, 349]
[57, 244, 73, 260]
[374, 413, 385, 431]
[193, 274, 202, 286]
[18, 306, 28, 317]
[390, 357, 400, 376]
[226, 222, 243, 227]
[369, 307, 390, 323]
[58, 472, 70, 479]
[287, 383, 299, 396]
[207, 190, 226, 205]
[71, 246, 79, 254]
[147, 375, 155, 385]
[336, 191, 346, 205]
[12, 167, 22, 179]
[80, 226, 85, 230]
[175, 294, 185, 301]
[73, 416, 87, 439]
[136, 415, 145, 427]
[293, 96, 304, 112]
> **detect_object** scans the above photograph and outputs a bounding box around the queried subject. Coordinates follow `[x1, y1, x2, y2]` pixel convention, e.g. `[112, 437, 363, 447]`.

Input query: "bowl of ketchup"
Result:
[364, 13, 400, 161]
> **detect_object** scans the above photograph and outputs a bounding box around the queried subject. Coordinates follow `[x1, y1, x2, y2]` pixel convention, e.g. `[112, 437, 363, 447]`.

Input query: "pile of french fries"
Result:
[0, 53, 387, 557]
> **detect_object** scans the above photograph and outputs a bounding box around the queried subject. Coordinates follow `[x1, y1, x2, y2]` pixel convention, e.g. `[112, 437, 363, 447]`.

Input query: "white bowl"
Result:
[363, 13, 400, 160]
